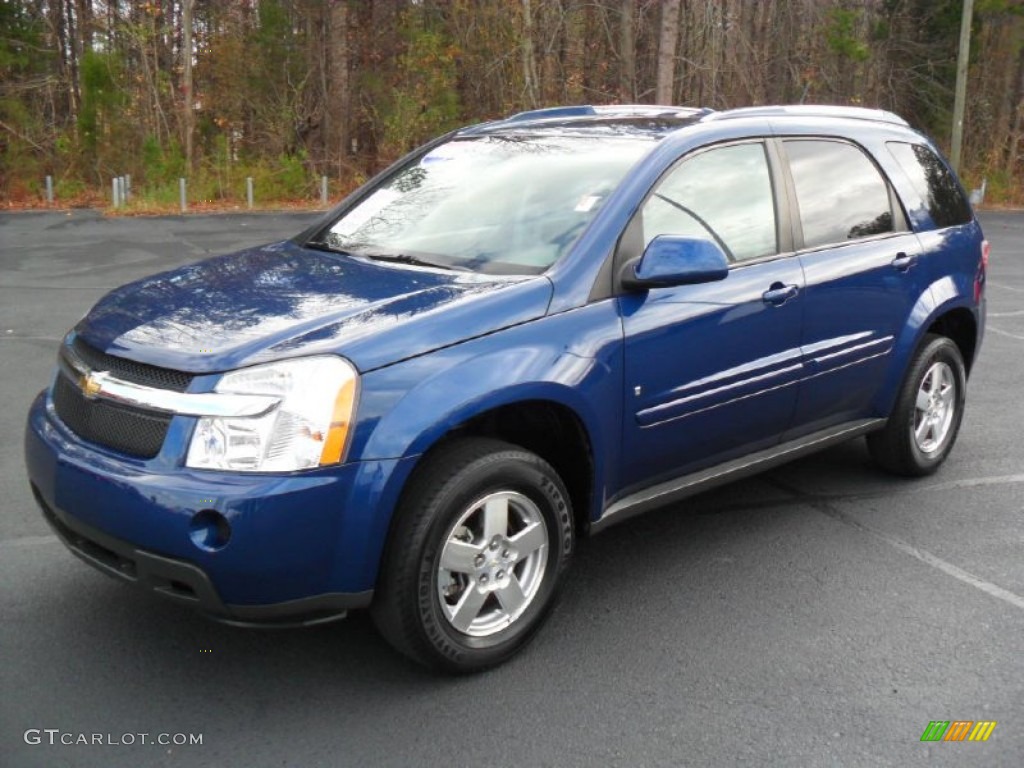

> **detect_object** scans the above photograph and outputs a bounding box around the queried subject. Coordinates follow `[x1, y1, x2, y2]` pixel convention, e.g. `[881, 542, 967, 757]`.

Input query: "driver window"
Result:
[641, 142, 778, 263]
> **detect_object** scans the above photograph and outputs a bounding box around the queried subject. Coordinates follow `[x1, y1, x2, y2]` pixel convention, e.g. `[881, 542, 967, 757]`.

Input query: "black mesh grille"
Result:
[52, 374, 172, 459]
[71, 337, 193, 392]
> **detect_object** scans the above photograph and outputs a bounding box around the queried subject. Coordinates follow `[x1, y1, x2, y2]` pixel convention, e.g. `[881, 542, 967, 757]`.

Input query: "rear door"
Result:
[780, 138, 928, 434]
[619, 140, 805, 491]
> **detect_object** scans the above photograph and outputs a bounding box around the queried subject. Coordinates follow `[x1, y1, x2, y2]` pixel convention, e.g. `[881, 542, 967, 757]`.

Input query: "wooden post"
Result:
[951, 0, 974, 174]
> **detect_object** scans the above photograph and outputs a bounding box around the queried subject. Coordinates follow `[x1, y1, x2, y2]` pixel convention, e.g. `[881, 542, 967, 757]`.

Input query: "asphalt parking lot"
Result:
[1, 209, 1022, 767]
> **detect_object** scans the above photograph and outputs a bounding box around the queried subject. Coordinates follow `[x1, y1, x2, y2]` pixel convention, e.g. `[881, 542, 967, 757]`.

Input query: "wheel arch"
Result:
[926, 306, 978, 376]
[875, 285, 979, 417]
[423, 398, 597, 539]
[380, 388, 601, 545]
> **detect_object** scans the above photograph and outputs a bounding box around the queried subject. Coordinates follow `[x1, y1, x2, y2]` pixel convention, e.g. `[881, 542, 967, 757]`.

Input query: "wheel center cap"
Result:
[475, 537, 515, 590]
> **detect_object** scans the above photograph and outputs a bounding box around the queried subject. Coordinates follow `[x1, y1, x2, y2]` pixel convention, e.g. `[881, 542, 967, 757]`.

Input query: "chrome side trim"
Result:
[592, 418, 886, 534]
[59, 347, 279, 418]
[637, 363, 804, 425]
[810, 335, 893, 366]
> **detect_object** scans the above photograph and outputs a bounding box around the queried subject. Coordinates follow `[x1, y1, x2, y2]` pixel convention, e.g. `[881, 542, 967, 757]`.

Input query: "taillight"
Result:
[975, 239, 989, 302]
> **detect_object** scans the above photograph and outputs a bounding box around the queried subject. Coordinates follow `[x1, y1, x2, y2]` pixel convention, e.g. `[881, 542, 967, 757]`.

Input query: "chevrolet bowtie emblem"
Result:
[78, 371, 104, 399]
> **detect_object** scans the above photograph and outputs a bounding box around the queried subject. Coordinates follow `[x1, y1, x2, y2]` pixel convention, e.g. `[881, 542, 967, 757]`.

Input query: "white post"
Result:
[124, 174, 131, 201]
[112, 178, 119, 208]
[246, 177, 254, 209]
[320, 175, 328, 207]
[45, 176, 53, 205]
[179, 178, 187, 213]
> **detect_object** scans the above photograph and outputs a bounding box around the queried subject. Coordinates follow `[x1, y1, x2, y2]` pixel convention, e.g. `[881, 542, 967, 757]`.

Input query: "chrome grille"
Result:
[51, 338, 193, 459]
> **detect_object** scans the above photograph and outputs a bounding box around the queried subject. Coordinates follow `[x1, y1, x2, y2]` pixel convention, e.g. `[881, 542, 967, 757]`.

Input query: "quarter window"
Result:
[785, 140, 894, 248]
[640, 142, 778, 262]
[887, 142, 972, 228]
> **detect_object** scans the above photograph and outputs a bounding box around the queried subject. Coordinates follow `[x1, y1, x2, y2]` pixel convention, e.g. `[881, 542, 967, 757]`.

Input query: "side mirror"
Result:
[621, 235, 730, 291]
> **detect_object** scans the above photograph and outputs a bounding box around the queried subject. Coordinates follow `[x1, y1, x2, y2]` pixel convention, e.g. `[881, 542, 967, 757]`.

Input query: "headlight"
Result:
[186, 356, 358, 472]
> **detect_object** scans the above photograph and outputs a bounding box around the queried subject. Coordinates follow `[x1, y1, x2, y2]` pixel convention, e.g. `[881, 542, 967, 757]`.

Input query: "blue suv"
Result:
[25, 105, 987, 671]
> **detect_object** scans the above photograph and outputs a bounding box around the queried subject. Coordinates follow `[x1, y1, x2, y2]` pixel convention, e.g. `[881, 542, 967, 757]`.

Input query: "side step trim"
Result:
[592, 418, 886, 534]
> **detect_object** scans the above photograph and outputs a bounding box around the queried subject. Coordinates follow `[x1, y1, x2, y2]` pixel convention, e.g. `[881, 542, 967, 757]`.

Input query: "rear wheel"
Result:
[868, 334, 966, 476]
[372, 438, 573, 672]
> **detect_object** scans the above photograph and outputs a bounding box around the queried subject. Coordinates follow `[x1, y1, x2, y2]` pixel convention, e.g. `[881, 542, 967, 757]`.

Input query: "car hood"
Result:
[75, 240, 552, 374]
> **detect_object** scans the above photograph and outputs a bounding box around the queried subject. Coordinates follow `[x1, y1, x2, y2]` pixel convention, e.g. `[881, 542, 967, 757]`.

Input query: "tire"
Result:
[868, 334, 967, 477]
[371, 438, 574, 673]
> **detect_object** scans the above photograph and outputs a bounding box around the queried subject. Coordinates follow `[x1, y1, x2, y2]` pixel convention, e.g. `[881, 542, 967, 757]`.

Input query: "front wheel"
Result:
[372, 438, 574, 672]
[868, 334, 967, 476]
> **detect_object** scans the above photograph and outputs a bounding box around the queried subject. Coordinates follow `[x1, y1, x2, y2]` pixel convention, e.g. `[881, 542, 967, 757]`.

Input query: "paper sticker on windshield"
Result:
[574, 194, 603, 213]
[331, 188, 401, 237]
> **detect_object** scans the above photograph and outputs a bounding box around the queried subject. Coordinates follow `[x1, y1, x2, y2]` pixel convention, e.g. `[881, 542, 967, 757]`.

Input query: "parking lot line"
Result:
[987, 325, 1024, 341]
[815, 503, 1024, 612]
[987, 280, 1024, 293]
[0, 534, 58, 550]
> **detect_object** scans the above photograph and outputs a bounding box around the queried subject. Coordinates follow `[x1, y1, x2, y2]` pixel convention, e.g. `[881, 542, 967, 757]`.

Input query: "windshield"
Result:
[318, 133, 655, 274]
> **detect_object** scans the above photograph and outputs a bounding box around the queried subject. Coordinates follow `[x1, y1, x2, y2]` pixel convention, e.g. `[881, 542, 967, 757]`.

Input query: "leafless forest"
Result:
[2, 1, 1023, 206]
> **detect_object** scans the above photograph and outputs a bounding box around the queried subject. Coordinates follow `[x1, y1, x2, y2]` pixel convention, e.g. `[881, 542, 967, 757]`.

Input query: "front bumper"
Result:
[25, 391, 418, 625]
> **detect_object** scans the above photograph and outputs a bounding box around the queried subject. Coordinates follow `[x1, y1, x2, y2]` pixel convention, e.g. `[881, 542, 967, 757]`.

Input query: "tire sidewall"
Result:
[902, 337, 967, 472]
[412, 452, 573, 669]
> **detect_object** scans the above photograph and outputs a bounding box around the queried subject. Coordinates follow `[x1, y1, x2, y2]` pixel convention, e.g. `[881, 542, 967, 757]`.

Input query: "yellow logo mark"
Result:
[78, 373, 102, 399]
[969, 721, 997, 742]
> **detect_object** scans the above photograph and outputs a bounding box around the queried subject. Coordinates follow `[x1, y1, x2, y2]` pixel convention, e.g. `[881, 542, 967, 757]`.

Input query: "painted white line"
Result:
[919, 473, 1024, 492]
[0, 534, 58, 550]
[819, 506, 1024, 612]
[987, 325, 1024, 341]
[988, 309, 1024, 317]
[988, 281, 1024, 293]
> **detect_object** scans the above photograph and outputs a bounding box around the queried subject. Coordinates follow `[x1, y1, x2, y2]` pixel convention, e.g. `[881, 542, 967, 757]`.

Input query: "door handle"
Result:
[762, 283, 799, 306]
[892, 252, 918, 272]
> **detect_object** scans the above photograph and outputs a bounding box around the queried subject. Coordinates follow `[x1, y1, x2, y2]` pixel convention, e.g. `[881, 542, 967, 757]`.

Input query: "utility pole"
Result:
[951, 0, 974, 174]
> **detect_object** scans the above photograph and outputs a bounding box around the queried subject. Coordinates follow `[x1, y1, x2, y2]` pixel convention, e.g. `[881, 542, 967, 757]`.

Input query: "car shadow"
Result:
[41, 438, 913, 700]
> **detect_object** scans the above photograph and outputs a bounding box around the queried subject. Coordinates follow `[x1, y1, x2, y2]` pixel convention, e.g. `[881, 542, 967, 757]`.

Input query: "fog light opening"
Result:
[189, 509, 232, 551]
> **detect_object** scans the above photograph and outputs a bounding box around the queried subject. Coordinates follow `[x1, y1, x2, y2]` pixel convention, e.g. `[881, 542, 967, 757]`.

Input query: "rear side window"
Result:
[785, 139, 894, 249]
[887, 141, 972, 228]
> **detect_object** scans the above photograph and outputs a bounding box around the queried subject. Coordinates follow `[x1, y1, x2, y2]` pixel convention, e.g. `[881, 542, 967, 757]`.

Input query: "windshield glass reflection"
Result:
[324, 134, 655, 274]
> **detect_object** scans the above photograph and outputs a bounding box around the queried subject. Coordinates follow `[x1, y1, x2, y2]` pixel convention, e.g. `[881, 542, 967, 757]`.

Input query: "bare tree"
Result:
[619, 0, 635, 101]
[181, 0, 194, 170]
[655, 0, 681, 104]
[522, 0, 540, 108]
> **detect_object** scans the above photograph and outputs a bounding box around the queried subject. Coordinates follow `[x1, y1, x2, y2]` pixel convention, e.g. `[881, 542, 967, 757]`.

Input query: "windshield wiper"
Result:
[304, 240, 350, 255]
[357, 252, 470, 272]
[305, 241, 469, 272]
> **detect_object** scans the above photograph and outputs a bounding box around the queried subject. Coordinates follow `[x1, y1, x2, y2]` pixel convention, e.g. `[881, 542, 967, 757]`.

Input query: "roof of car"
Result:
[701, 104, 909, 127]
[463, 103, 910, 137]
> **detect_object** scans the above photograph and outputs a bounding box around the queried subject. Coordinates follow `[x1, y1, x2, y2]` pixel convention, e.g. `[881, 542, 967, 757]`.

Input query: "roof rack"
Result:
[701, 105, 908, 127]
[502, 104, 708, 123]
